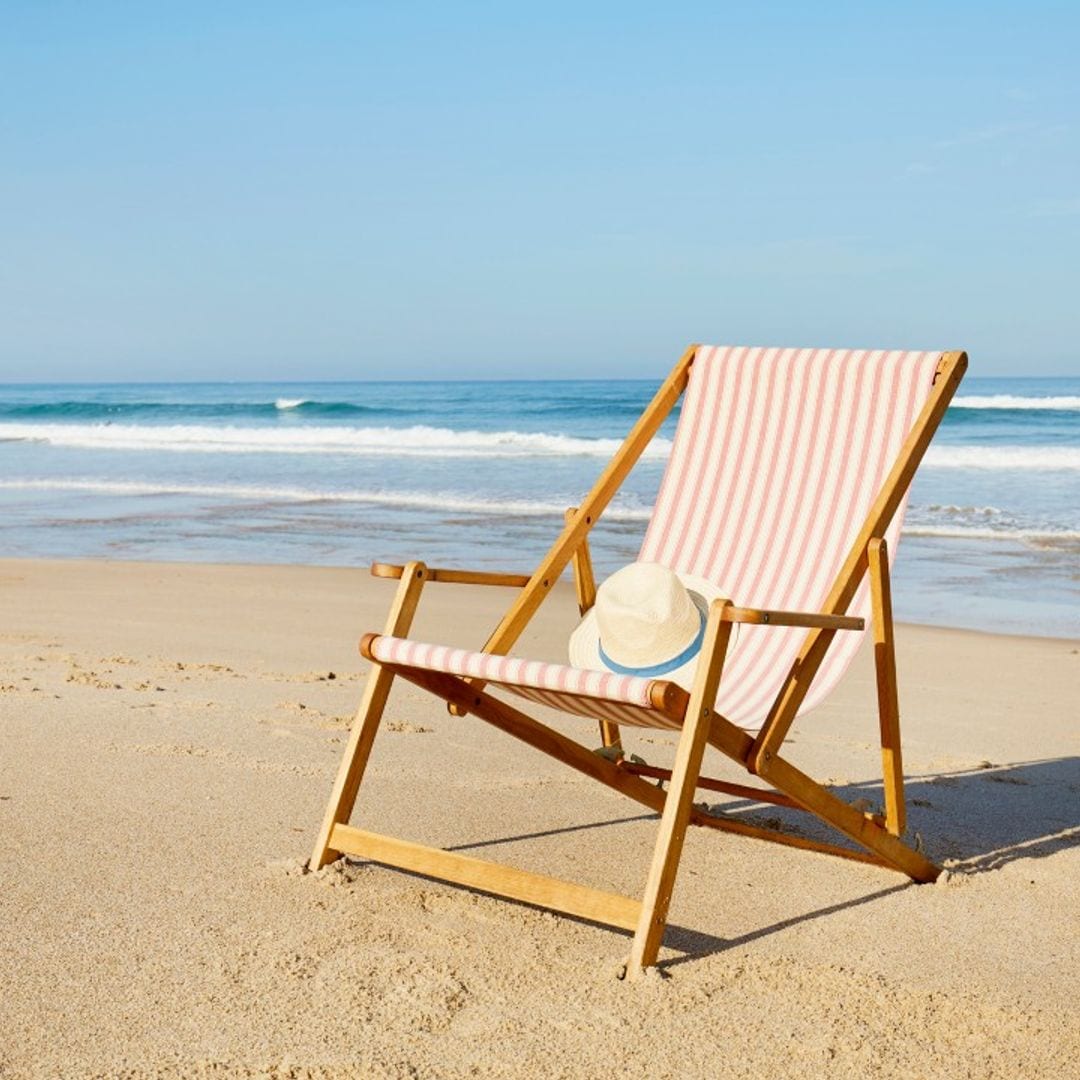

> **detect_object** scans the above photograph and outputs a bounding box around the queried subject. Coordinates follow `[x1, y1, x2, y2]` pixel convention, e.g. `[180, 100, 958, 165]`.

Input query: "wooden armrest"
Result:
[370, 562, 531, 588]
[722, 606, 865, 631]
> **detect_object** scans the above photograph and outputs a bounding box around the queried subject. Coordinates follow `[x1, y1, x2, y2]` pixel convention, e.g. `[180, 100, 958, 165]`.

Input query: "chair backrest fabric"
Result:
[639, 345, 943, 730]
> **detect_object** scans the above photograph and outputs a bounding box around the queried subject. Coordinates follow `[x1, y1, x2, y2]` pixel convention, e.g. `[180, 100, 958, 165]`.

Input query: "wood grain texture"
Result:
[724, 607, 864, 631]
[329, 824, 643, 931]
[758, 753, 939, 882]
[371, 563, 531, 588]
[628, 599, 733, 974]
[565, 505, 619, 751]
[869, 537, 905, 836]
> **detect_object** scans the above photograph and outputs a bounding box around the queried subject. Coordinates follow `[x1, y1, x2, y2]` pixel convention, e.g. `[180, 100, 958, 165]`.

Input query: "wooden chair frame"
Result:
[310, 345, 967, 976]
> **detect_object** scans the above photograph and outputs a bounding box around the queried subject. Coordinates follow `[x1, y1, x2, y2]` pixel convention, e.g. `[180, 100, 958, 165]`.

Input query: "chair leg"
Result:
[627, 606, 733, 976]
[869, 539, 905, 836]
[564, 506, 622, 754]
[308, 562, 428, 870]
[599, 719, 623, 752]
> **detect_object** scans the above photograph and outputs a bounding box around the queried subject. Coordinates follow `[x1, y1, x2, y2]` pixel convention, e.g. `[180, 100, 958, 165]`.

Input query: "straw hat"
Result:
[568, 562, 734, 691]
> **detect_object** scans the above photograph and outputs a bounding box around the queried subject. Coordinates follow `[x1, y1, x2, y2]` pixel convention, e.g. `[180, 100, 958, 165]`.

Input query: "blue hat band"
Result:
[597, 604, 706, 678]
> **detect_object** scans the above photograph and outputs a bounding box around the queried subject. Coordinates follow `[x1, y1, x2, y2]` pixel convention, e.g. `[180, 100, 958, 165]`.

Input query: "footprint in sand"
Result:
[273, 670, 360, 684]
[385, 720, 433, 734]
[272, 701, 354, 730]
[66, 670, 122, 690]
[170, 660, 241, 679]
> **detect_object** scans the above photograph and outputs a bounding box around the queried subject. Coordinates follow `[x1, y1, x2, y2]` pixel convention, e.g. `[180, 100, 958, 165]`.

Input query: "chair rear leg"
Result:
[564, 506, 623, 755]
[869, 539, 905, 836]
[309, 562, 428, 870]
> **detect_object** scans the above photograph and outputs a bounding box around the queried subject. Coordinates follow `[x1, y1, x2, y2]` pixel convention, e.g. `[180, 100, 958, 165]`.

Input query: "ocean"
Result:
[1, 375, 1077, 638]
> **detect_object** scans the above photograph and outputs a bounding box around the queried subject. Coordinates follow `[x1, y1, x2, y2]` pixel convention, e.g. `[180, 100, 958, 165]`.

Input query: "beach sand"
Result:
[1, 558, 1077, 1079]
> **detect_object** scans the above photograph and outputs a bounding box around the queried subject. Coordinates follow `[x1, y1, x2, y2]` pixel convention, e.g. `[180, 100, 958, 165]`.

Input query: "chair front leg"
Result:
[627, 600, 733, 976]
[868, 538, 905, 836]
[309, 561, 429, 870]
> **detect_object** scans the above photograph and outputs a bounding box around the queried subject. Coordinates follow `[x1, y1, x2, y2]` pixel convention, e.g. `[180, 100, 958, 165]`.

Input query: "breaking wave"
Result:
[0, 422, 673, 459]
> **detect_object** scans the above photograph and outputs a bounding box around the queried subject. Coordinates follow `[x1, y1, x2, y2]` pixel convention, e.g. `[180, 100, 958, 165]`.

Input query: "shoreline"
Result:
[1, 556, 1077, 1077]
[2, 552, 1076, 645]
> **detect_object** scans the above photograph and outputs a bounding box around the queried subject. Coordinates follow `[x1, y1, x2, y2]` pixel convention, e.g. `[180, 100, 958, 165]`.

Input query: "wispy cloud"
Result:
[936, 122, 1030, 149]
[910, 121, 1071, 181]
[935, 121, 1068, 150]
[1027, 197, 1080, 218]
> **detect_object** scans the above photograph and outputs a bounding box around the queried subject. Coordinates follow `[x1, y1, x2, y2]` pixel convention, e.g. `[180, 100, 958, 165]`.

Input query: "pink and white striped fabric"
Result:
[640, 345, 943, 729]
[370, 635, 680, 729]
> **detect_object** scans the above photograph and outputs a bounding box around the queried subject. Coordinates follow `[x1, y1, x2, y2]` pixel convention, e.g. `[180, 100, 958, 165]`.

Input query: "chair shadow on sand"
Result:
[749, 756, 1080, 873]
[442, 756, 1079, 967]
[661, 755, 1080, 966]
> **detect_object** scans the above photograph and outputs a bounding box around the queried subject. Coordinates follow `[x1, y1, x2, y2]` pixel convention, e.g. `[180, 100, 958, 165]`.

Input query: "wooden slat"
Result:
[759, 753, 939, 882]
[329, 824, 642, 931]
[703, 698, 929, 875]
[310, 562, 429, 870]
[619, 761, 801, 809]
[724, 606, 864, 631]
[565, 505, 620, 752]
[629, 599, 734, 973]
[750, 350, 968, 772]
[706, 708, 756, 762]
[371, 563, 531, 588]
[690, 806, 889, 868]
[869, 537, 905, 836]
[564, 507, 598, 617]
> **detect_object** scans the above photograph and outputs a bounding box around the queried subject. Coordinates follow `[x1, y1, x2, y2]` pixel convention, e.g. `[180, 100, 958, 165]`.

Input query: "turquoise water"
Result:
[0, 376, 1077, 637]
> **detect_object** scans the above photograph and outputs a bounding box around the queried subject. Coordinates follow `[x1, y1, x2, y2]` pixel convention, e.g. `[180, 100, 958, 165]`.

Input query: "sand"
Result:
[1, 557, 1077, 1079]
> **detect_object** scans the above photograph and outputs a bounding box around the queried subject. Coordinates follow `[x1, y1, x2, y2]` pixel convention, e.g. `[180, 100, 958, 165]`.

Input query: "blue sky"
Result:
[1, 3, 1077, 380]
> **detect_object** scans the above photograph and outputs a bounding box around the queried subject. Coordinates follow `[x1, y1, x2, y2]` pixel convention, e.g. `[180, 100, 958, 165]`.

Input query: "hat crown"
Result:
[594, 562, 701, 669]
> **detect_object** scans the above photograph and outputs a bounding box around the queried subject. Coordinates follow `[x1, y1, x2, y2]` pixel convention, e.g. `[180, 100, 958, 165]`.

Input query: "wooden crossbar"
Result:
[371, 563, 531, 588]
[689, 808, 889, 867]
[329, 823, 642, 931]
[618, 761, 801, 809]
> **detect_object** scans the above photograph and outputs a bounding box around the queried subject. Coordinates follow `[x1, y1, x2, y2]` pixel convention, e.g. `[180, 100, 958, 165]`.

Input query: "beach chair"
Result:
[310, 345, 967, 976]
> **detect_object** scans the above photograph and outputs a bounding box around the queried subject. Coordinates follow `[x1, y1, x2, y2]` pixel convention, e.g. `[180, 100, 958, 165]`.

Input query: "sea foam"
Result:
[0, 478, 655, 521]
[0, 422, 674, 459]
[951, 394, 1080, 410]
[923, 445, 1080, 470]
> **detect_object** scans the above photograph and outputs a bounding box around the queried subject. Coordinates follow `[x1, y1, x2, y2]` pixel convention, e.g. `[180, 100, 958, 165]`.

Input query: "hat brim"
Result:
[567, 569, 738, 692]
